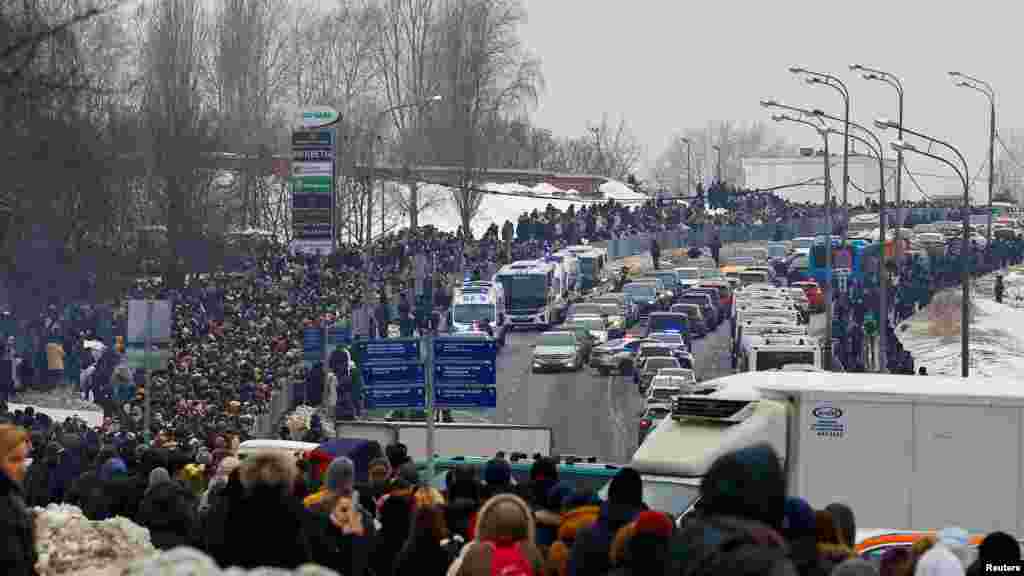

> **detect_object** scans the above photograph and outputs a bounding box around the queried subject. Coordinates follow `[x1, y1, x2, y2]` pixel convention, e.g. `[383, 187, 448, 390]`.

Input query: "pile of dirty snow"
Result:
[34, 504, 155, 576]
[122, 547, 340, 576]
[896, 279, 1024, 378]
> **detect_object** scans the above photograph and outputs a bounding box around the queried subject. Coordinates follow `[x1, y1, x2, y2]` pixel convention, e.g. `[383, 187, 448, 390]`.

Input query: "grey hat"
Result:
[325, 456, 355, 494]
[148, 467, 171, 490]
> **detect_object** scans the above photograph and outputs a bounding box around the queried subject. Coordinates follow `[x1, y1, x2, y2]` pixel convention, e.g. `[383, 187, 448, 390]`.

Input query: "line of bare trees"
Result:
[0, 0, 644, 316]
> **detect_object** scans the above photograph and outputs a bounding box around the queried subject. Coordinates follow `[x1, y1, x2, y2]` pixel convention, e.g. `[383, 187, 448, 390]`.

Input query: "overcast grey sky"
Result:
[519, 0, 1023, 181]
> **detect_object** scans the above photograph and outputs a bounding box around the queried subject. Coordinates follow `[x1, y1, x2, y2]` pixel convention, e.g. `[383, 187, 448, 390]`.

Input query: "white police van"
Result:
[449, 281, 509, 347]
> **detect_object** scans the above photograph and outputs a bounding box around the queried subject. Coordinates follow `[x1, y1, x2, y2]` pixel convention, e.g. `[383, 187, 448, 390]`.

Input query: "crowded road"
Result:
[493, 319, 736, 464]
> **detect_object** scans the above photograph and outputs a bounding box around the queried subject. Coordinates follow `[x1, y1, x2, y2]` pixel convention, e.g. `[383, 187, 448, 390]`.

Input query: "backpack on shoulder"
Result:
[487, 540, 534, 576]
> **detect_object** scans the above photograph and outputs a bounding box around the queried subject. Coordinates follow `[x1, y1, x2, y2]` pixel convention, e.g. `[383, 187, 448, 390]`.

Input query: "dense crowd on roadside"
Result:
[2, 421, 1020, 576]
[0, 192, 1010, 446]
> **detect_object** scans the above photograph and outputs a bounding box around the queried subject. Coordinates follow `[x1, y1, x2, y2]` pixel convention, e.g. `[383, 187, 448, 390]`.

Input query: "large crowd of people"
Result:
[0, 189, 1019, 573]
[2, 422, 1019, 576]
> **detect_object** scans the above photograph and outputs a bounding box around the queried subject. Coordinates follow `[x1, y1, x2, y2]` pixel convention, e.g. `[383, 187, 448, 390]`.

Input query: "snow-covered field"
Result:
[405, 179, 646, 239]
[895, 275, 1024, 378]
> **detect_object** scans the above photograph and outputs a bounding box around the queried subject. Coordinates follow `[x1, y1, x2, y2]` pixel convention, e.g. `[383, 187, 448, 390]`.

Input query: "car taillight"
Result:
[639, 419, 651, 429]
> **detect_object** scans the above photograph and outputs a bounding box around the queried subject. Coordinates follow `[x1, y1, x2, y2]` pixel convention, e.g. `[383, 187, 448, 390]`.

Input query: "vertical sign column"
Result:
[291, 106, 340, 255]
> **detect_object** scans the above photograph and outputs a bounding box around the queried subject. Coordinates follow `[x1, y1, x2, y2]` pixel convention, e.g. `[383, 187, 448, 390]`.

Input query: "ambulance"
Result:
[449, 281, 509, 346]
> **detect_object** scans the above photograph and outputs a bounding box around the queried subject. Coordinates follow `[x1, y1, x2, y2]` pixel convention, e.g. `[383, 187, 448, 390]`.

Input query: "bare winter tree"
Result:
[140, 0, 220, 288]
[208, 0, 291, 232]
[653, 121, 796, 193]
[431, 0, 541, 239]
[374, 0, 443, 232]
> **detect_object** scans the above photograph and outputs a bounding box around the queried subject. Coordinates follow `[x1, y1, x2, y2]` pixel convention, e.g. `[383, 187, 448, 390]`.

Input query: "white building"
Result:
[742, 152, 988, 206]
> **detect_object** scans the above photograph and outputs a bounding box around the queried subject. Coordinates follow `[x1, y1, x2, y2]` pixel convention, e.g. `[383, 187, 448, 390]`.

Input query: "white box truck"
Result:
[630, 371, 1024, 535]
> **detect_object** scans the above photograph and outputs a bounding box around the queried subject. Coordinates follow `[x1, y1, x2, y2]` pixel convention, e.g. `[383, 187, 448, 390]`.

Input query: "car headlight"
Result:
[648, 300, 656, 305]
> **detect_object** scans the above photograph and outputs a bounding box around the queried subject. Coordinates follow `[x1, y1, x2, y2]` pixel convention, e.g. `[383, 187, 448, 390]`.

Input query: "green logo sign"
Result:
[298, 106, 340, 128]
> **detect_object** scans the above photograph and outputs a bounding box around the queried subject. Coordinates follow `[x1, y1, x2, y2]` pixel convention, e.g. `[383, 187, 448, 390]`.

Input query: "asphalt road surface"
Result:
[493, 319, 736, 464]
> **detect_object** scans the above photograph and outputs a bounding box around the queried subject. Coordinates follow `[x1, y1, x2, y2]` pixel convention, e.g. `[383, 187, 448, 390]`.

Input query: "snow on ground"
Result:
[895, 275, 1024, 378]
[409, 179, 646, 238]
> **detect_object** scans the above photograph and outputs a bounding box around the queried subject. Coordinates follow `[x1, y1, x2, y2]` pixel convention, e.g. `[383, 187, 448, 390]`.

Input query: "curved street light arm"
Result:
[829, 130, 881, 161]
[898, 145, 968, 192]
[763, 100, 827, 127]
[890, 124, 970, 185]
[953, 72, 994, 96]
[802, 69, 850, 99]
[774, 113, 826, 135]
[957, 79, 995, 104]
[808, 109, 883, 156]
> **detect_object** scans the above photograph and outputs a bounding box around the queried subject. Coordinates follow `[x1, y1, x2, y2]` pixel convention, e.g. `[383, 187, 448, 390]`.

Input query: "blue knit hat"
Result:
[782, 496, 816, 536]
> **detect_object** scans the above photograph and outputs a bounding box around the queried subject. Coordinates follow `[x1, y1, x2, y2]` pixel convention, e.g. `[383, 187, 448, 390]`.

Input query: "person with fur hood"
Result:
[545, 491, 602, 576]
[607, 510, 675, 576]
[448, 493, 547, 576]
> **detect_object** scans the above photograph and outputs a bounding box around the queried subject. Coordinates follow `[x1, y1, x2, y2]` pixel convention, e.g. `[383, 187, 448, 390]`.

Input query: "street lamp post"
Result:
[769, 113, 834, 371]
[951, 72, 996, 249]
[852, 64, 905, 261]
[891, 139, 970, 377]
[712, 144, 722, 183]
[791, 67, 851, 247]
[882, 122, 971, 377]
[680, 137, 692, 198]
[822, 127, 889, 372]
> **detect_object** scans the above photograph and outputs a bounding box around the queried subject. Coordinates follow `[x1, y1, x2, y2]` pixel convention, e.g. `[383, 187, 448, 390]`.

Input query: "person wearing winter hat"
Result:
[667, 443, 795, 576]
[825, 502, 857, 550]
[816, 509, 855, 575]
[147, 467, 171, 491]
[567, 467, 647, 576]
[607, 510, 674, 576]
[449, 493, 545, 576]
[967, 531, 1021, 576]
[914, 533, 967, 576]
[782, 496, 818, 576]
[696, 442, 786, 531]
[880, 547, 914, 576]
[482, 457, 513, 498]
[545, 490, 602, 576]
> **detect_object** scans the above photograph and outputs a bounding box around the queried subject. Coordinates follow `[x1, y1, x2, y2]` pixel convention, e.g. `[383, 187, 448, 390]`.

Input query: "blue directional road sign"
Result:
[433, 337, 498, 408]
[353, 338, 424, 410]
[434, 386, 497, 408]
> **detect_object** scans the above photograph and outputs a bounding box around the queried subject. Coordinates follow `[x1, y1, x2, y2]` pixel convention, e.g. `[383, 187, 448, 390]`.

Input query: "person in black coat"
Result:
[203, 453, 320, 570]
[0, 424, 36, 576]
[23, 442, 61, 507]
[393, 504, 453, 576]
[136, 476, 199, 550]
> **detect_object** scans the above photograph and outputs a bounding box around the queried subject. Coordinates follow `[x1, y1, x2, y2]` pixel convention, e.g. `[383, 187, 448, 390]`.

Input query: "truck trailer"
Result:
[630, 371, 1024, 535]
